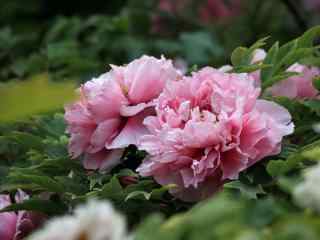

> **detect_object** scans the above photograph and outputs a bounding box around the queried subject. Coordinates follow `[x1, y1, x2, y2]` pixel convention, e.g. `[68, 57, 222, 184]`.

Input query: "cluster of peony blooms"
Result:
[65, 53, 319, 202]
[0, 191, 46, 240]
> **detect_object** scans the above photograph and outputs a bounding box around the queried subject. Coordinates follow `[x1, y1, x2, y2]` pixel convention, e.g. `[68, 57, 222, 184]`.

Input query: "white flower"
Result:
[294, 162, 320, 213]
[29, 199, 128, 240]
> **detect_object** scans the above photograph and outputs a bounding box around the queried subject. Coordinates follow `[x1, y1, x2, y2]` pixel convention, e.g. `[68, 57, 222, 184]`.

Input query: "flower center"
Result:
[78, 231, 89, 240]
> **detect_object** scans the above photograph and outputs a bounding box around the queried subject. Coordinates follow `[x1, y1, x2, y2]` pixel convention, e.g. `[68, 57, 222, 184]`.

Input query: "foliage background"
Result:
[1, 1, 320, 239]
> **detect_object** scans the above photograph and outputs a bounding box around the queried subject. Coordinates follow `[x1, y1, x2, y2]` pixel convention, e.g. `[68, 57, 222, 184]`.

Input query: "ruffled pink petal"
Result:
[87, 118, 122, 153]
[108, 109, 154, 149]
[120, 101, 155, 117]
[256, 99, 294, 135]
[83, 150, 124, 171]
[14, 211, 46, 240]
[86, 74, 128, 123]
[115, 56, 179, 105]
[221, 149, 248, 180]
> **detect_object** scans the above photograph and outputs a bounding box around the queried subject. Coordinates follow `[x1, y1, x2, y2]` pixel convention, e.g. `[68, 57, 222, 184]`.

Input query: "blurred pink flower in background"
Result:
[152, 0, 242, 33]
[304, 0, 320, 10]
[199, 0, 242, 23]
[65, 55, 180, 171]
[0, 191, 46, 240]
[158, 0, 190, 14]
[137, 67, 293, 202]
[244, 49, 319, 99]
[270, 64, 320, 99]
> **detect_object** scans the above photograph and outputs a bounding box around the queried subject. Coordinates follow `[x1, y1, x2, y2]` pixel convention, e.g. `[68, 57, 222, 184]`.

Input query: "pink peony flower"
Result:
[0, 191, 46, 240]
[270, 63, 320, 99]
[137, 67, 294, 202]
[65, 55, 180, 171]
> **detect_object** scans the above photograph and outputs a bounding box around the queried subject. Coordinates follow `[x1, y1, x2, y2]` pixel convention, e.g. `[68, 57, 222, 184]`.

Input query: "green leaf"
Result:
[0, 199, 67, 215]
[267, 140, 320, 177]
[260, 41, 279, 86]
[125, 191, 151, 201]
[233, 63, 272, 73]
[100, 176, 125, 201]
[231, 47, 248, 66]
[297, 25, 320, 48]
[303, 100, 320, 116]
[261, 26, 320, 90]
[117, 169, 139, 178]
[300, 57, 320, 67]
[266, 157, 301, 177]
[313, 76, 320, 91]
[150, 184, 176, 200]
[7, 173, 65, 193]
[224, 181, 265, 199]
[8, 131, 43, 151]
[231, 37, 269, 68]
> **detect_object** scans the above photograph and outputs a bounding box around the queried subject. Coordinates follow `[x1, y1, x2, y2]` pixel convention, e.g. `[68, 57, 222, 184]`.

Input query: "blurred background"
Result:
[0, 0, 319, 120]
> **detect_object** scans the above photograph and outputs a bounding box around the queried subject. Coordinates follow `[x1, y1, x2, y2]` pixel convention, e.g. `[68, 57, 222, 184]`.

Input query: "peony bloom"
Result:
[29, 200, 129, 240]
[294, 162, 320, 213]
[137, 67, 294, 202]
[0, 190, 46, 240]
[270, 63, 320, 99]
[65, 55, 180, 171]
